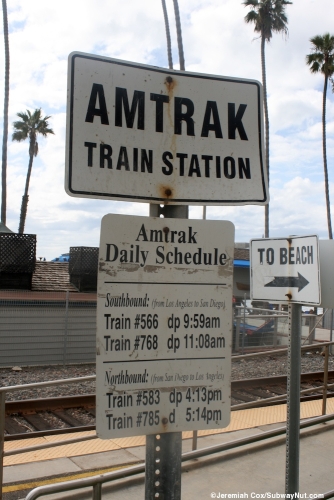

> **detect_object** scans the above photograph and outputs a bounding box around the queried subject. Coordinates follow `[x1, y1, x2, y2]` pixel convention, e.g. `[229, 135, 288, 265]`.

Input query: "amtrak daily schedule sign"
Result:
[251, 235, 320, 305]
[96, 214, 234, 438]
[65, 52, 267, 206]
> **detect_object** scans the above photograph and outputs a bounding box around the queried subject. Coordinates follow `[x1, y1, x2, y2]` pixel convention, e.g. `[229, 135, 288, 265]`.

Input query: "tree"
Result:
[243, 0, 292, 237]
[172, 0, 185, 70]
[12, 109, 54, 234]
[306, 33, 334, 240]
[161, 0, 173, 69]
[1, 0, 10, 226]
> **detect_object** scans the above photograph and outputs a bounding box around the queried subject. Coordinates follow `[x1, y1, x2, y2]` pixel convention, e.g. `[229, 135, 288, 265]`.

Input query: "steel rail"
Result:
[4, 425, 96, 441]
[0, 375, 96, 394]
[232, 382, 334, 411]
[24, 412, 334, 500]
[232, 370, 334, 388]
[5, 394, 95, 413]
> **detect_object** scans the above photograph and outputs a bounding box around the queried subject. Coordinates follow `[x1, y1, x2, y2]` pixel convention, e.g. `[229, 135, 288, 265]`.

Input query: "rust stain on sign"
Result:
[143, 265, 163, 274]
[161, 416, 169, 430]
[164, 75, 177, 94]
[158, 184, 174, 199]
[99, 261, 117, 277]
[164, 75, 178, 162]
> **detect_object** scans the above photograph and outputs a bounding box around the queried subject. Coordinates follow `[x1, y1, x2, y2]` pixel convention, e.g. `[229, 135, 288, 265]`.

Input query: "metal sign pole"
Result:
[285, 302, 302, 495]
[146, 432, 182, 500]
[145, 203, 188, 500]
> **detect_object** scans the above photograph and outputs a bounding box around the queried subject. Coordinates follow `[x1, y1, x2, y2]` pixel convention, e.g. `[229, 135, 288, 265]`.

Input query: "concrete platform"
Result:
[3, 399, 334, 499]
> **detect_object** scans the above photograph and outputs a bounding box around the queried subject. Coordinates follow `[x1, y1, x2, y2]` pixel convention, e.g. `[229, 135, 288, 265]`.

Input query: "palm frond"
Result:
[16, 111, 30, 123]
[243, 0, 259, 7]
[331, 77, 334, 93]
[244, 10, 258, 24]
[12, 121, 29, 133]
[12, 130, 27, 142]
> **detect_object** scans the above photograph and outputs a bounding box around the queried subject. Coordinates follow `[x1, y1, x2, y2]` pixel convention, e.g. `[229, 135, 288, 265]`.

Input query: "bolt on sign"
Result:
[65, 52, 268, 206]
[250, 235, 320, 305]
[96, 214, 234, 438]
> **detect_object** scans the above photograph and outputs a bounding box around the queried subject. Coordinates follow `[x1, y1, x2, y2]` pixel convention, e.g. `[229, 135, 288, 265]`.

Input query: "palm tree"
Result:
[243, 0, 292, 237]
[1, 0, 10, 226]
[161, 0, 173, 69]
[306, 34, 334, 240]
[12, 109, 54, 234]
[172, 0, 185, 70]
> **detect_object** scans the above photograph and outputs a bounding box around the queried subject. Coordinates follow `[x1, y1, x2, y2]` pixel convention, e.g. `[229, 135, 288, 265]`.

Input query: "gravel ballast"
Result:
[1, 350, 333, 402]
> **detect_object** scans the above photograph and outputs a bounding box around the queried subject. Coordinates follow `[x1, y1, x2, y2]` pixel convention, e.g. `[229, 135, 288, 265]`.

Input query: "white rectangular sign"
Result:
[66, 52, 267, 206]
[96, 214, 234, 438]
[251, 235, 320, 305]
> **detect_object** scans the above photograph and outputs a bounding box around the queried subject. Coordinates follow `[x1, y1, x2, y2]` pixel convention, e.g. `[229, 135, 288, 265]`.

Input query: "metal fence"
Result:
[0, 291, 96, 367]
[0, 233, 36, 290]
[233, 305, 333, 353]
[69, 246, 98, 292]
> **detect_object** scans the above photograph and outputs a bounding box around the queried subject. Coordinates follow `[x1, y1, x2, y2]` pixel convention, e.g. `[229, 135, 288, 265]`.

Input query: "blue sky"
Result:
[0, 0, 333, 260]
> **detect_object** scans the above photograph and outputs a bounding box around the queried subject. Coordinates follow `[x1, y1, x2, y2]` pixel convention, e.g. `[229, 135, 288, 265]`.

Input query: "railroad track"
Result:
[4, 370, 334, 440]
[232, 370, 334, 409]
